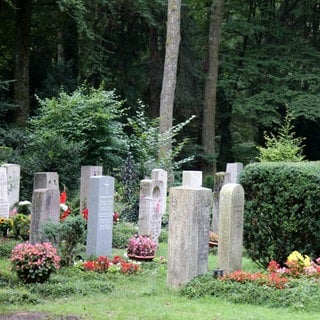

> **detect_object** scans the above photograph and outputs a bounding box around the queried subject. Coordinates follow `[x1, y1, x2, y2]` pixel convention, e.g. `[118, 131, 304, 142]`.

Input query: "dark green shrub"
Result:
[112, 221, 137, 248]
[41, 215, 87, 266]
[240, 162, 320, 267]
[20, 86, 129, 198]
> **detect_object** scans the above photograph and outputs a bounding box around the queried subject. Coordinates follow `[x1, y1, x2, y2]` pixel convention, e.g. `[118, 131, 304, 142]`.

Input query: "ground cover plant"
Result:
[1, 240, 320, 319]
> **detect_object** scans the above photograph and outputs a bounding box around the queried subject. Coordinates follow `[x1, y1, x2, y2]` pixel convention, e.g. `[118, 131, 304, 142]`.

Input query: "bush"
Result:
[41, 215, 87, 266]
[10, 242, 61, 283]
[112, 221, 137, 249]
[257, 114, 305, 162]
[240, 162, 320, 267]
[20, 86, 129, 198]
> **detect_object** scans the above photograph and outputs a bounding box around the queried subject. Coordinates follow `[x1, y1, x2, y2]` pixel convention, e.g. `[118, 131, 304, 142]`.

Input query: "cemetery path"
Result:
[0, 313, 82, 320]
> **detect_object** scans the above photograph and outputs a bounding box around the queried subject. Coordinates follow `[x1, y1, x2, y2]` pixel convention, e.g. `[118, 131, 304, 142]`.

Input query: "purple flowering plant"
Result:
[10, 242, 61, 283]
[127, 234, 157, 257]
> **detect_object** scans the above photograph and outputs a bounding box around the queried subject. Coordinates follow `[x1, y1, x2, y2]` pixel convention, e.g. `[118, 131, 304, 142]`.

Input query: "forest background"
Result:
[1, 0, 320, 202]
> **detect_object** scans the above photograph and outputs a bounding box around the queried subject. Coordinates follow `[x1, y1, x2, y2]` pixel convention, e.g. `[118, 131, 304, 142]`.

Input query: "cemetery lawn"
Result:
[1, 244, 320, 320]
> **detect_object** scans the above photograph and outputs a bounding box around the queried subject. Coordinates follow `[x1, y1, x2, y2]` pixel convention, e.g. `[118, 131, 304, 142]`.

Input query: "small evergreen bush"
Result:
[112, 221, 137, 249]
[240, 162, 320, 267]
[41, 215, 87, 266]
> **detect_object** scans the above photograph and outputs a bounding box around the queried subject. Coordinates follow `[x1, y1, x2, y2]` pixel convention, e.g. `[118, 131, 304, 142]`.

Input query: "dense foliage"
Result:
[181, 273, 320, 310]
[240, 162, 320, 267]
[41, 215, 87, 266]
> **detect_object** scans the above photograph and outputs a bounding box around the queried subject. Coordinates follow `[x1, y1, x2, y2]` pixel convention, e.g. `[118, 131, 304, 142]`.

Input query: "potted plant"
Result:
[127, 234, 157, 261]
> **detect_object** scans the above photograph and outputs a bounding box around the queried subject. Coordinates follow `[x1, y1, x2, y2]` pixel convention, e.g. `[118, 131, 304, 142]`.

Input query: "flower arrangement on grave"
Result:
[82, 255, 140, 274]
[10, 242, 61, 283]
[0, 217, 13, 237]
[9, 200, 32, 240]
[127, 234, 157, 259]
[12, 214, 31, 240]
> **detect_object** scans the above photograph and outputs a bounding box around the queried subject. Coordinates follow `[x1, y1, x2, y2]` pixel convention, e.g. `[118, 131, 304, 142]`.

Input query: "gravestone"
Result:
[211, 171, 231, 234]
[2, 164, 20, 208]
[138, 179, 163, 243]
[151, 169, 168, 216]
[30, 188, 60, 244]
[226, 162, 243, 183]
[33, 172, 59, 190]
[182, 170, 202, 188]
[80, 166, 103, 214]
[167, 183, 212, 288]
[86, 175, 115, 257]
[0, 167, 9, 218]
[217, 183, 244, 274]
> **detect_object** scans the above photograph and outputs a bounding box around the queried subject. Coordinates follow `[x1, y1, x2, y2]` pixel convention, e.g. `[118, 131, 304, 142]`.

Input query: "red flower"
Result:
[60, 207, 71, 221]
[60, 191, 67, 204]
[82, 208, 88, 221]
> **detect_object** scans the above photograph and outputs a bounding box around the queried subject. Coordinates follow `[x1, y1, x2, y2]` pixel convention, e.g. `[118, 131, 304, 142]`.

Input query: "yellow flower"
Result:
[0, 217, 5, 224]
[287, 250, 311, 267]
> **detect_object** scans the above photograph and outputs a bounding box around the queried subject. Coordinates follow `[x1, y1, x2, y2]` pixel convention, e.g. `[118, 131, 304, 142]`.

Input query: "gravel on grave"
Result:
[0, 313, 82, 320]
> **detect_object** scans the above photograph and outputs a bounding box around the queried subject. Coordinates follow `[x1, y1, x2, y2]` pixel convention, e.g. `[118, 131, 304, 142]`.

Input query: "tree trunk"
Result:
[13, 0, 32, 126]
[158, 0, 181, 160]
[202, 0, 225, 175]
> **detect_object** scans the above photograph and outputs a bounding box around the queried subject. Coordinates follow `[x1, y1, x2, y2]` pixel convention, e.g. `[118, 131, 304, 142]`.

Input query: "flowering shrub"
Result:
[82, 255, 140, 275]
[127, 234, 157, 257]
[221, 250, 320, 290]
[268, 250, 320, 278]
[221, 270, 288, 289]
[11, 242, 61, 283]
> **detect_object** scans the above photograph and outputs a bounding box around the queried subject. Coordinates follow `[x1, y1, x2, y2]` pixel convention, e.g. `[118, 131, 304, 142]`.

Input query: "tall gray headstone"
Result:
[33, 172, 59, 190]
[217, 183, 244, 274]
[80, 166, 103, 214]
[2, 164, 20, 208]
[167, 184, 212, 288]
[211, 171, 231, 234]
[30, 188, 60, 244]
[0, 167, 9, 218]
[151, 169, 168, 216]
[226, 163, 243, 183]
[86, 175, 115, 257]
[138, 179, 163, 243]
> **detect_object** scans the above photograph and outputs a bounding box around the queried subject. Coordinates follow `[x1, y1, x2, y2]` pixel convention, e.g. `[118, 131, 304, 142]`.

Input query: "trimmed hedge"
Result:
[240, 162, 320, 267]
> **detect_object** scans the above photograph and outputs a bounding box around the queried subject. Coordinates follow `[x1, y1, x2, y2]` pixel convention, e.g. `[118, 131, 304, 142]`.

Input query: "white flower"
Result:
[19, 200, 31, 206]
[60, 204, 68, 211]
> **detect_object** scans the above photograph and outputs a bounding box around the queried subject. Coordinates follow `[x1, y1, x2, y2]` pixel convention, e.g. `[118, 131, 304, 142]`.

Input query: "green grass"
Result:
[1, 243, 320, 319]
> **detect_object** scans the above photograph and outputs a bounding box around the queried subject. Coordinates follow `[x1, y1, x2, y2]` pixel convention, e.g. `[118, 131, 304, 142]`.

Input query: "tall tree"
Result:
[13, 0, 32, 125]
[159, 0, 181, 160]
[202, 0, 224, 175]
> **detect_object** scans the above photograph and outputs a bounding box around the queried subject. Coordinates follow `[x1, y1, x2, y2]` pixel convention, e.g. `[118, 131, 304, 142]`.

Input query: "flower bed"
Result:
[82, 255, 140, 275]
